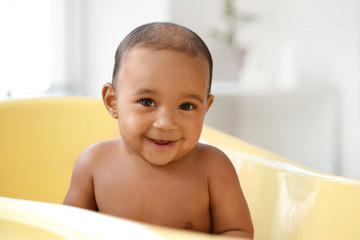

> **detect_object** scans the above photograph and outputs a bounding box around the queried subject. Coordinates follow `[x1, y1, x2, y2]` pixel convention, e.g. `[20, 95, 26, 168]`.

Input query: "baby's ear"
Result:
[102, 83, 118, 119]
[205, 94, 214, 113]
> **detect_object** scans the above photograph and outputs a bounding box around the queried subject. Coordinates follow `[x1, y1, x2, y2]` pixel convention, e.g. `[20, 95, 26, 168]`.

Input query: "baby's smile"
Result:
[147, 138, 177, 151]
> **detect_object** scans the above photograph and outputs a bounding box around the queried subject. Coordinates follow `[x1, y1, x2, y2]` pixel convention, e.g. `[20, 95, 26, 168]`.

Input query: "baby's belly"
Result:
[99, 203, 212, 233]
[97, 191, 211, 233]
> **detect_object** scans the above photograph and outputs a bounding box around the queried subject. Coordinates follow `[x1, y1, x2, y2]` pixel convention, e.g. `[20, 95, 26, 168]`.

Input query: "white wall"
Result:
[205, 91, 340, 175]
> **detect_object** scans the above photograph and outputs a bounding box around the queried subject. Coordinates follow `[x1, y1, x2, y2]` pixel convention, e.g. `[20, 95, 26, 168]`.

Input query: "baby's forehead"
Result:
[118, 47, 209, 78]
[133, 46, 207, 69]
[117, 47, 210, 89]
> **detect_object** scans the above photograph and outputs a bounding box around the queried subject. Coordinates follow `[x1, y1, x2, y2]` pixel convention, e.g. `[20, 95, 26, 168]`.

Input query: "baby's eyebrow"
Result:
[132, 88, 157, 95]
[132, 88, 204, 103]
[182, 93, 204, 103]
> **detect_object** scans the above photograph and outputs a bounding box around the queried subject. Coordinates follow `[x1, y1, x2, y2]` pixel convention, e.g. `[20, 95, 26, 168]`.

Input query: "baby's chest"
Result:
[94, 173, 211, 231]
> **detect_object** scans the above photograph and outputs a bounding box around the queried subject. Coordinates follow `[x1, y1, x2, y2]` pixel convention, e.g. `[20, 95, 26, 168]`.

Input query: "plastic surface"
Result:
[0, 196, 227, 240]
[1, 97, 360, 240]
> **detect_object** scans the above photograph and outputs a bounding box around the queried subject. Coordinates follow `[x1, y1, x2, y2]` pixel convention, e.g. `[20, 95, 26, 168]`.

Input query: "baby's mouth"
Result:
[153, 139, 172, 145]
[148, 138, 176, 151]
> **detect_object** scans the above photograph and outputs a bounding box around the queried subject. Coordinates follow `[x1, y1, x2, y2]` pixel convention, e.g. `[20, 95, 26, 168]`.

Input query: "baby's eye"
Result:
[140, 99, 156, 107]
[179, 103, 196, 111]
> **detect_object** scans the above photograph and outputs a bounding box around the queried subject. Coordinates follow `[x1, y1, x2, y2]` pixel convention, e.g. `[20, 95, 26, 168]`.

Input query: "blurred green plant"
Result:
[212, 0, 256, 47]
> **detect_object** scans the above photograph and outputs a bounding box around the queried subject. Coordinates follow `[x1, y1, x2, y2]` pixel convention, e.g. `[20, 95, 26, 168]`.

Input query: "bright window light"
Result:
[0, 0, 52, 98]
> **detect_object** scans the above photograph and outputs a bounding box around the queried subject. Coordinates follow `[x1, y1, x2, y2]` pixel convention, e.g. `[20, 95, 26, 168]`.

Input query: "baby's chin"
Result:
[142, 149, 193, 167]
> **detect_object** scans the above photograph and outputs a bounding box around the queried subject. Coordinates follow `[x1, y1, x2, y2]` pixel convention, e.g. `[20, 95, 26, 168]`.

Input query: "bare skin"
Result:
[64, 47, 253, 239]
[64, 139, 253, 238]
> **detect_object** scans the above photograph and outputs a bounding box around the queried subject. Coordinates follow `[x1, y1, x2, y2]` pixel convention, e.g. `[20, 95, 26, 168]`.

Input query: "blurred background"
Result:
[0, 0, 359, 179]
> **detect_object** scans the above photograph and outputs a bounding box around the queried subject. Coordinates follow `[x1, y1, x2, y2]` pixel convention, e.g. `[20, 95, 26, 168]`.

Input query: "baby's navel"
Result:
[185, 222, 193, 229]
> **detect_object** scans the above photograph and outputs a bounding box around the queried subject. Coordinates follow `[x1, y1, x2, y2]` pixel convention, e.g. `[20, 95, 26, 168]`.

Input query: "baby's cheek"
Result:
[189, 121, 204, 138]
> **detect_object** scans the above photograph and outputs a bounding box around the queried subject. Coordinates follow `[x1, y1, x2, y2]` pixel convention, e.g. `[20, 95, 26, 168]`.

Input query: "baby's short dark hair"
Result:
[112, 22, 213, 94]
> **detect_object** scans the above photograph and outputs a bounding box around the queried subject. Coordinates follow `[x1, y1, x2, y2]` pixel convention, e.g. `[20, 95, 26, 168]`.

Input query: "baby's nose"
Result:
[152, 109, 177, 131]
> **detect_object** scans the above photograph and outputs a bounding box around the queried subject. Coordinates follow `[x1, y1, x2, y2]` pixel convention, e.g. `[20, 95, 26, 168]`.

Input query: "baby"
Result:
[64, 22, 253, 239]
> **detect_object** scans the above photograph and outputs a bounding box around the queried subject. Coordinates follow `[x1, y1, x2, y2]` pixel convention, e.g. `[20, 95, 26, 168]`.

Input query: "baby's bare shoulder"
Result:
[76, 138, 121, 167]
[83, 138, 120, 155]
[196, 143, 231, 163]
[195, 143, 235, 174]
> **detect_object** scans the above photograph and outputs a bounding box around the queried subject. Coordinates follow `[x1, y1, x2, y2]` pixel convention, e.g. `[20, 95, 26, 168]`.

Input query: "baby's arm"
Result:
[63, 146, 98, 210]
[207, 147, 254, 239]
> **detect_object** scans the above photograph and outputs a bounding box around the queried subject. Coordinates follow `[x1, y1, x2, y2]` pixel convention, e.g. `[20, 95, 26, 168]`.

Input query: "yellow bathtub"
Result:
[0, 97, 359, 240]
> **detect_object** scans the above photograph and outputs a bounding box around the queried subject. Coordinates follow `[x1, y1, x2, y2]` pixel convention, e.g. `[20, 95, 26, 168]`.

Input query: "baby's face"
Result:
[114, 47, 213, 166]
